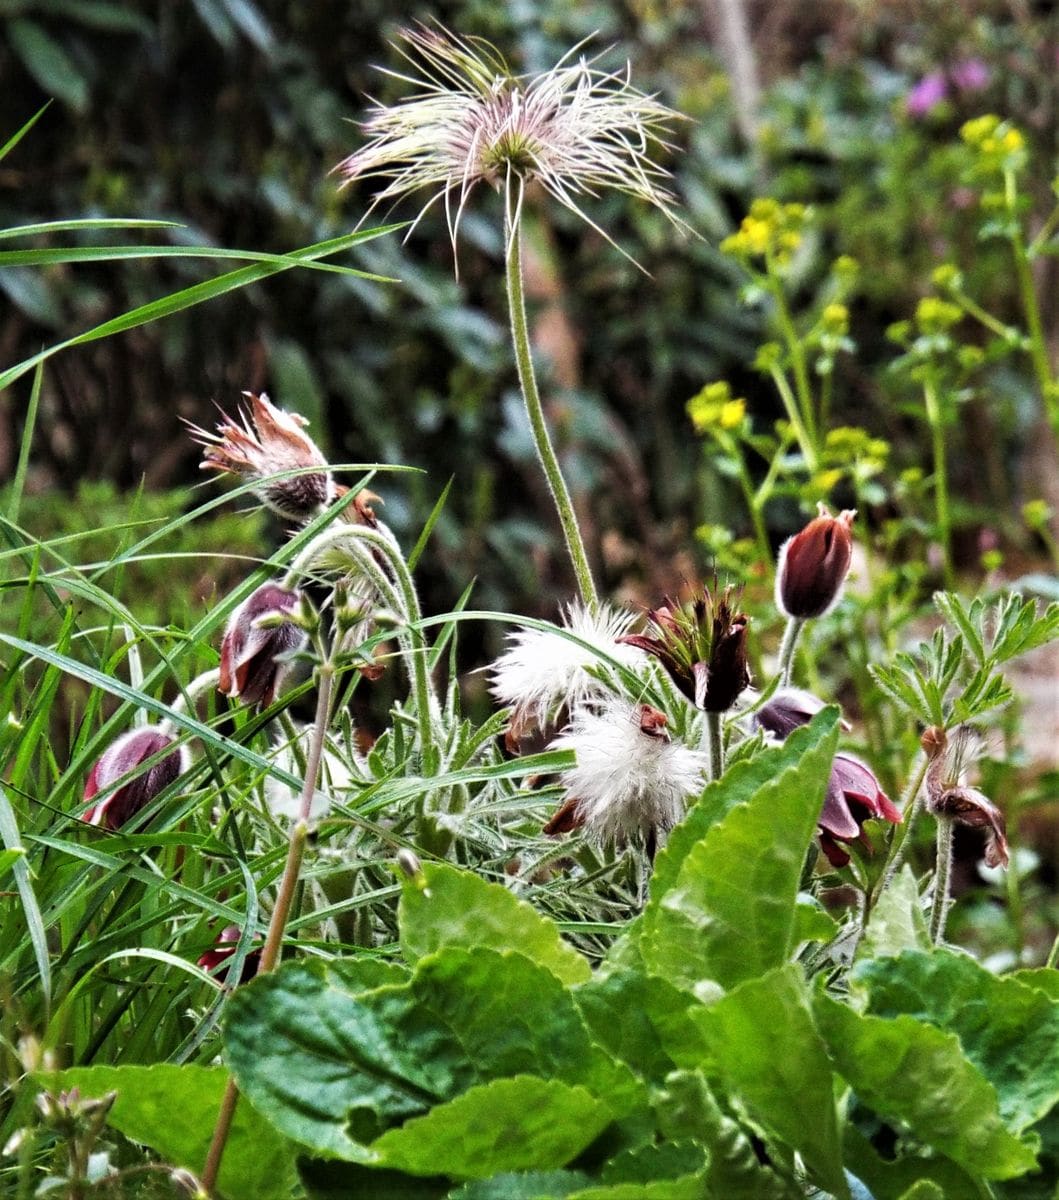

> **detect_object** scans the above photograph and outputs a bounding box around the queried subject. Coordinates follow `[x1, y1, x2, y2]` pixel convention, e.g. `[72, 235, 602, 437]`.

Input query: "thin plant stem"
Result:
[1006, 168, 1059, 439]
[767, 364, 818, 473]
[704, 710, 724, 781]
[929, 816, 955, 944]
[776, 616, 805, 687]
[504, 186, 599, 611]
[922, 376, 955, 590]
[283, 524, 436, 760]
[767, 268, 817, 448]
[201, 659, 336, 1195]
[1046, 931, 1059, 970]
[722, 431, 771, 563]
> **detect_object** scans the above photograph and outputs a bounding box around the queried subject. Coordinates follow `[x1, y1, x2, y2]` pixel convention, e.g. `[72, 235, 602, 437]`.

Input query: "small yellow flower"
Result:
[687, 381, 746, 433]
[914, 297, 962, 335]
[822, 304, 849, 335]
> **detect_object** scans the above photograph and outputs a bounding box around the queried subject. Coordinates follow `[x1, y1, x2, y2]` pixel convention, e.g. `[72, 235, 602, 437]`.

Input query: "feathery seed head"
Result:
[489, 600, 648, 742]
[549, 700, 707, 847]
[336, 25, 688, 262]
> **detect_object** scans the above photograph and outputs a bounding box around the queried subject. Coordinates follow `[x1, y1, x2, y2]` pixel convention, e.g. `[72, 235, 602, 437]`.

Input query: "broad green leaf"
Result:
[224, 961, 466, 1159]
[859, 866, 930, 960]
[1010, 968, 1059, 1003]
[566, 1177, 704, 1200]
[814, 992, 1037, 1179]
[643, 712, 839, 990]
[574, 968, 708, 1080]
[368, 1076, 611, 1179]
[653, 1070, 797, 1200]
[896, 1184, 945, 1200]
[598, 1141, 706, 1185]
[399, 862, 591, 985]
[449, 1170, 590, 1199]
[693, 966, 848, 1199]
[794, 892, 840, 945]
[649, 711, 840, 903]
[407, 948, 645, 1118]
[855, 949, 1059, 1132]
[842, 1127, 983, 1200]
[44, 1066, 297, 1200]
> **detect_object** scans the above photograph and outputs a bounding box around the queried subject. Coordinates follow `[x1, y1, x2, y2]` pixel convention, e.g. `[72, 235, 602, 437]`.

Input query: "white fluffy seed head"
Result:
[488, 601, 648, 733]
[550, 700, 707, 846]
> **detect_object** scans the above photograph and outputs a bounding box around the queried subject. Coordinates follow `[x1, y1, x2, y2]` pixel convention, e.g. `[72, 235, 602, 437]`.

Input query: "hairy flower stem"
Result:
[505, 194, 599, 612]
[704, 711, 724, 781]
[929, 815, 955, 944]
[284, 524, 436, 762]
[776, 616, 804, 687]
[201, 659, 335, 1195]
[160, 668, 221, 733]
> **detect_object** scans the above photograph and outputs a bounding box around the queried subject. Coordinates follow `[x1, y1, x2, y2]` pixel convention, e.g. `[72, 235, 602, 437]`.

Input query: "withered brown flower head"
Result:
[620, 584, 751, 712]
[776, 503, 856, 620]
[924, 725, 1009, 868]
[188, 392, 334, 522]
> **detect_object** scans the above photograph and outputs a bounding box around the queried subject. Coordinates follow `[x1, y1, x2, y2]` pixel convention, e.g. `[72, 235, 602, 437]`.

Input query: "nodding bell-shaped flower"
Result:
[620, 584, 750, 712]
[197, 925, 260, 984]
[752, 688, 852, 740]
[188, 392, 334, 522]
[923, 725, 1009, 868]
[219, 583, 305, 708]
[819, 752, 901, 868]
[775, 504, 856, 620]
[83, 727, 187, 830]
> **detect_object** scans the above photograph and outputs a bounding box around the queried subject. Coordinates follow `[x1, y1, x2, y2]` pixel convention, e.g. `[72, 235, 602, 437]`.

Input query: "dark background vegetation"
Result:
[3, 0, 1057, 638]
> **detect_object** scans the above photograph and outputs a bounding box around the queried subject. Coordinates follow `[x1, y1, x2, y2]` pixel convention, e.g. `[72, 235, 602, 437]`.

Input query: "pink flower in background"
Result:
[906, 59, 991, 118]
[906, 71, 948, 117]
[83, 728, 187, 830]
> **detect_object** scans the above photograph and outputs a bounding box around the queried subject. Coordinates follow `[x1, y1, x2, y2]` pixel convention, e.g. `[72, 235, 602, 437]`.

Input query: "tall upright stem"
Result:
[929, 816, 955, 944]
[505, 195, 599, 611]
[201, 660, 335, 1195]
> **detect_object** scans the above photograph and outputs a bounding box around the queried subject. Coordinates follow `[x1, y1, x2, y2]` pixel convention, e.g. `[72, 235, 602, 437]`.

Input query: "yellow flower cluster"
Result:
[821, 303, 849, 336]
[914, 296, 963, 335]
[720, 199, 809, 266]
[687, 381, 747, 434]
[960, 114, 1026, 175]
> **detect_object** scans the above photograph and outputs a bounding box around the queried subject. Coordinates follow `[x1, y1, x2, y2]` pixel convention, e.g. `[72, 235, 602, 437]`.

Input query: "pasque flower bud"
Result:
[775, 504, 856, 619]
[83, 727, 187, 829]
[219, 583, 305, 708]
[620, 584, 751, 712]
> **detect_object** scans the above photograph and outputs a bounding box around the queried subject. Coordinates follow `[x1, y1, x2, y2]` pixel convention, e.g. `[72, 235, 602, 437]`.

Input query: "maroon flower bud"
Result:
[753, 688, 824, 739]
[197, 924, 261, 983]
[620, 584, 751, 712]
[83, 727, 187, 830]
[775, 504, 856, 619]
[219, 583, 304, 708]
[819, 752, 901, 868]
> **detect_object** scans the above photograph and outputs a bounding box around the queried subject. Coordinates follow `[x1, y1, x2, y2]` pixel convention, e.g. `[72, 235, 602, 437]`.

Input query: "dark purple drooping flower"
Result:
[819, 752, 902, 868]
[83, 727, 186, 830]
[219, 583, 304, 708]
[197, 925, 261, 984]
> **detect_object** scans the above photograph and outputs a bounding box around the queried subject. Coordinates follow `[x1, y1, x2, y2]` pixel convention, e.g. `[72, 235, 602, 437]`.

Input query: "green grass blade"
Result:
[0, 224, 404, 395]
[0, 101, 51, 163]
[6, 362, 42, 523]
[0, 218, 183, 239]
[0, 786, 51, 1018]
[0, 244, 397, 275]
